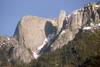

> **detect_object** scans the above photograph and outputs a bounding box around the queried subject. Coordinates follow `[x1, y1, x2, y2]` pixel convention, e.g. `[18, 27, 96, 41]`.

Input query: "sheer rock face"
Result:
[57, 10, 66, 32]
[52, 6, 100, 50]
[14, 16, 47, 52]
[13, 11, 66, 63]
[13, 4, 100, 63]
[51, 9, 84, 50]
[13, 16, 48, 63]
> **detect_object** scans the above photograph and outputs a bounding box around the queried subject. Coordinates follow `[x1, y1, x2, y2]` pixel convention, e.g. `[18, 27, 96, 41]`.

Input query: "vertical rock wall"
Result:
[13, 4, 100, 63]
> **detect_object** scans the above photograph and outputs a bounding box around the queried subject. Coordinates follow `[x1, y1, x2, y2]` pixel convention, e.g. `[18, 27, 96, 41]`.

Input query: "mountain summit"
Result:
[0, 3, 100, 64]
[14, 3, 100, 63]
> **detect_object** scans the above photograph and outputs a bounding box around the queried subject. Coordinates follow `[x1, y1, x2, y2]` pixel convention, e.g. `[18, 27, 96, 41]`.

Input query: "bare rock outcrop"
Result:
[13, 11, 66, 63]
[14, 16, 47, 52]
[51, 4, 100, 50]
[12, 3, 100, 64]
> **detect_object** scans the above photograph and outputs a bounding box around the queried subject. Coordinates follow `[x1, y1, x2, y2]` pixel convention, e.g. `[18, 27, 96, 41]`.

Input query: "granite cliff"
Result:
[0, 3, 100, 64]
[13, 3, 100, 63]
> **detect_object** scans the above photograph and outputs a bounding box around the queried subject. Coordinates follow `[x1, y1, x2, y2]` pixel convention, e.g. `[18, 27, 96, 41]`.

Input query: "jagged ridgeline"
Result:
[0, 2, 100, 67]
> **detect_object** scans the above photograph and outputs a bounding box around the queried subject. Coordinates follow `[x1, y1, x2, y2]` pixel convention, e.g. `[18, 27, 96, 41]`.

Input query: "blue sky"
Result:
[0, 0, 98, 36]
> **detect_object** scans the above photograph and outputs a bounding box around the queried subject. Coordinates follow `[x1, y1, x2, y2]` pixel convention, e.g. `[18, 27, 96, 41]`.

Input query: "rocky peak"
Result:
[6, 3, 100, 63]
[57, 10, 66, 32]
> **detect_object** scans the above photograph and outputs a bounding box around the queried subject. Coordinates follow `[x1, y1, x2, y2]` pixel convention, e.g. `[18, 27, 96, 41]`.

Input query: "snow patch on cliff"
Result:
[33, 33, 55, 59]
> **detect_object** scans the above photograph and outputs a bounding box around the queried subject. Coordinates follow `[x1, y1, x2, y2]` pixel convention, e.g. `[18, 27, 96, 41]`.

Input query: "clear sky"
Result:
[0, 0, 98, 36]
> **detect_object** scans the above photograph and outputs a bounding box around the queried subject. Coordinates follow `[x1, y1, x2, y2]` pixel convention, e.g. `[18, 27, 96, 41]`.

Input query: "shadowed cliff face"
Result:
[11, 3, 100, 63]
[44, 21, 57, 38]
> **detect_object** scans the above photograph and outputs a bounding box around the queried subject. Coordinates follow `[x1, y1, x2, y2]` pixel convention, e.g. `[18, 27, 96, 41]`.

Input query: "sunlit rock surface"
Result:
[0, 3, 99, 64]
